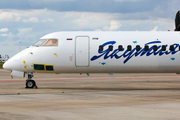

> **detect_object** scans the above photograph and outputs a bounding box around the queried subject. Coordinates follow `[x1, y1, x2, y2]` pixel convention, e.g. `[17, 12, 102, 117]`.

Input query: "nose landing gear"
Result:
[25, 74, 38, 89]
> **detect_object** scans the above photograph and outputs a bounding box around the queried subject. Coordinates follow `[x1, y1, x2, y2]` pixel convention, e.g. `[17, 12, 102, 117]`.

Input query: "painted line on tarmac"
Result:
[0, 76, 180, 82]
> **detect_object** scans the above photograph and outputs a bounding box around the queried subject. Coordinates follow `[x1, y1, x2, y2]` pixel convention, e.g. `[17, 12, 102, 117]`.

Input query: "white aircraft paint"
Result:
[4, 31, 180, 73]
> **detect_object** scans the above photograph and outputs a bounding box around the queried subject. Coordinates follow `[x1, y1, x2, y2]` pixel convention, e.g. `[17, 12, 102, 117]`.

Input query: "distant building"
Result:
[0, 54, 9, 63]
[0, 54, 9, 68]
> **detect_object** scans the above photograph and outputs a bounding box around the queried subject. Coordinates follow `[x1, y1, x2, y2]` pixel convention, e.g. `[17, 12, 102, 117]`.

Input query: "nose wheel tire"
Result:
[26, 80, 37, 89]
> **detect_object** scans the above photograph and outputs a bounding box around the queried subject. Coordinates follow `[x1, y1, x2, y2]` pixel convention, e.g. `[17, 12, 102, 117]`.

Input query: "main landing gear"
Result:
[25, 74, 38, 89]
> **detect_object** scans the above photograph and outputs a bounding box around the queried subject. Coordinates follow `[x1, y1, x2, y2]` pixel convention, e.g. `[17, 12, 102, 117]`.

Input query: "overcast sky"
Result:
[0, 0, 179, 57]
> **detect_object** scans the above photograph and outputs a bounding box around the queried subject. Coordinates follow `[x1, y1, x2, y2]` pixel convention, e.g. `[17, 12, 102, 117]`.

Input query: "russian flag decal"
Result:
[67, 38, 72, 41]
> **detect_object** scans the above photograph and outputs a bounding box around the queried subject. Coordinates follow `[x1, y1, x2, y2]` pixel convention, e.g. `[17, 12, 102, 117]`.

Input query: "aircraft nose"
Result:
[3, 60, 12, 70]
[3, 57, 22, 70]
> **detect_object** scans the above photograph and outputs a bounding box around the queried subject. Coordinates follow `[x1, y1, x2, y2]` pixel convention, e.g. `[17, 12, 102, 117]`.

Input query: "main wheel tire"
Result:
[26, 80, 36, 88]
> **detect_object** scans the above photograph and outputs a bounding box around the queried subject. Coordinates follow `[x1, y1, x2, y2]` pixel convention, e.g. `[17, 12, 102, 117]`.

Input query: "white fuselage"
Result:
[3, 31, 180, 73]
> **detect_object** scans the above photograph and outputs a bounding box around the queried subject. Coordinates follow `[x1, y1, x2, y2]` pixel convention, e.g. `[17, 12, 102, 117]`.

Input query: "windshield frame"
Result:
[32, 39, 58, 47]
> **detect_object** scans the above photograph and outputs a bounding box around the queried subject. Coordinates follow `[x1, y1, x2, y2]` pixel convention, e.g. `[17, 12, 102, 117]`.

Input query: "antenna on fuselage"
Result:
[19, 42, 21, 51]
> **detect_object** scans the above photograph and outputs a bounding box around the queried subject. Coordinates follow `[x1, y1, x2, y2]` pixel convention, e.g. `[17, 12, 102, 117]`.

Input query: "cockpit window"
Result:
[33, 39, 58, 46]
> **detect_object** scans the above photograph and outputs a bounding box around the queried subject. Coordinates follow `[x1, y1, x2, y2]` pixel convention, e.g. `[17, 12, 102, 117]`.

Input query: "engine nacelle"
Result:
[175, 10, 180, 31]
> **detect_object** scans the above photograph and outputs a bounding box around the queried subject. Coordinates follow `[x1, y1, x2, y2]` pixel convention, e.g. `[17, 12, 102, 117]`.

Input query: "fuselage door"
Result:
[75, 36, 90, 67]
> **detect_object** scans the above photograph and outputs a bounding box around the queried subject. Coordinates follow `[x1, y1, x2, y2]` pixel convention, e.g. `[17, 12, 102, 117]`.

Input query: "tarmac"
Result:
[0, 69, 180, 120]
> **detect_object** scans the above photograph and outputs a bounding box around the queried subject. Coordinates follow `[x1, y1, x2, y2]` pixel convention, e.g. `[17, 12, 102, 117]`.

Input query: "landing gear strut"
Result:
[25, 74, 38, 89]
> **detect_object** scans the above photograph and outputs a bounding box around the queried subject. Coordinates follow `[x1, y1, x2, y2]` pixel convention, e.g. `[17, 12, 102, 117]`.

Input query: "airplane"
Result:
[3, 10, 180, 89]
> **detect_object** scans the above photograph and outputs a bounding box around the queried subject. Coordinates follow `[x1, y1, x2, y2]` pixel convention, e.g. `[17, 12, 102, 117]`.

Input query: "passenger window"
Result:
[136, 45, 140, 51]
[127, 45, 132, 51]
[153, 45, 157, 51]
[179, 45, 180, 51]
[170, 45, 174, 51]
[118, 45, 123, 51]
[162, 45, 166, 51]
[99, 45, 103, 51]
[109, 45, 113, 51]
[144, 45, 149, 51]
